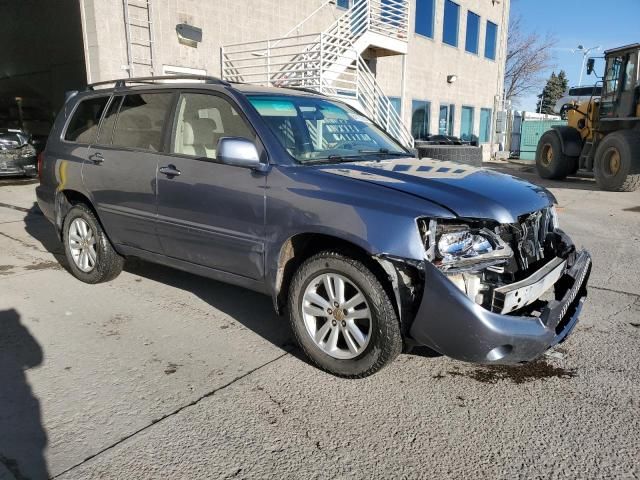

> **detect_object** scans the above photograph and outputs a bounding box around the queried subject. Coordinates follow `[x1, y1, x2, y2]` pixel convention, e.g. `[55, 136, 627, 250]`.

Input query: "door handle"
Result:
[89, 152, 104, 164]
[159, 164, 181, 177]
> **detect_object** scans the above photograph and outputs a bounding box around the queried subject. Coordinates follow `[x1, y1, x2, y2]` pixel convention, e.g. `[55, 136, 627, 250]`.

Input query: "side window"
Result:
[623, 54, 637, 91]
[604, 55, 624, 96]
[64, 96, 109, 144]
[96, 96, 122, 145]
[112, 93, 173, 151]
[171, 93, 254, 160]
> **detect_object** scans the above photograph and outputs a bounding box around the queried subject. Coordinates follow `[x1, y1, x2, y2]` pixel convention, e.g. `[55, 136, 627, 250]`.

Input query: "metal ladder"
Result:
[123, 0, 156, 77]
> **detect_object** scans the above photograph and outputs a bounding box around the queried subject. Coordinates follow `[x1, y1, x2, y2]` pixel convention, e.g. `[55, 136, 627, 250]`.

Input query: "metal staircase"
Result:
[221, 0, 413, 148]
[123, 0, 156, 77]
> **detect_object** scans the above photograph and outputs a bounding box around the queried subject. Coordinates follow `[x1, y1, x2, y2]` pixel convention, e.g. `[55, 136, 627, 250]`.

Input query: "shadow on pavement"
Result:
[124, 259, 303, 359]
[0, 309, 48, 479]
[24, 202, 307, 366]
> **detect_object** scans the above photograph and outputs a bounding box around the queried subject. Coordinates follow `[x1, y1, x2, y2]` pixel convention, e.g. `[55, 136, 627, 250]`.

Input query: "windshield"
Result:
[247, 95, 408, 163]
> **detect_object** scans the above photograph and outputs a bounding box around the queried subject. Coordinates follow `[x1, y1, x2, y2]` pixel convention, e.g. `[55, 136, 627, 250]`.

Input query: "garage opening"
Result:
[0, 0, 87, 144]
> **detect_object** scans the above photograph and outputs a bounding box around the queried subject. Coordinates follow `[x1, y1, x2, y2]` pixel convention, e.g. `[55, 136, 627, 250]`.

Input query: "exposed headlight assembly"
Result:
[420, 219, 513, 271]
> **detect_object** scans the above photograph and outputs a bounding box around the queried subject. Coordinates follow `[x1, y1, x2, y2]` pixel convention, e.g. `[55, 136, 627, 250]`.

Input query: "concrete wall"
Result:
[80, 0, 508, 144]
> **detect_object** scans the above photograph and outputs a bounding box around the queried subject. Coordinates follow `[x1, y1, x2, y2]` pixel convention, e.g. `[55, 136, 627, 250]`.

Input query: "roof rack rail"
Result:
[86, 75, 230, 90]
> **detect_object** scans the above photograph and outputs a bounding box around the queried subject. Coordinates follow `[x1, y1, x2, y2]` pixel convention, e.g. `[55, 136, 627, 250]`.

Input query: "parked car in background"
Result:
[0, 129, 38, 177]
[37, 76, 592, 378]
[554, 85, 602, 116]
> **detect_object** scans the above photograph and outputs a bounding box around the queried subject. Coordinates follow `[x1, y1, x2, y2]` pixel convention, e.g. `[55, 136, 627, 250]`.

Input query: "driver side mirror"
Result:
[216, 137, 265, 171]
[586, 58, 595, 75]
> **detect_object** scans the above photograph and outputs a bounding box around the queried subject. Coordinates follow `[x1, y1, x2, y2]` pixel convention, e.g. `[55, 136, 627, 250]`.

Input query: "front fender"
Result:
[551, 125, 583, 157]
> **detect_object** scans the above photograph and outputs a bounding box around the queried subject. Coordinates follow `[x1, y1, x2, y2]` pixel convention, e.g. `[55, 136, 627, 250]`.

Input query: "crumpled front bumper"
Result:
[409, 249, 591, 364]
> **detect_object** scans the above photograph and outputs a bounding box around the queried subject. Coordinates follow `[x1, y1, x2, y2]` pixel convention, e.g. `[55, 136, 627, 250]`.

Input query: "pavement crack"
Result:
[50, 350, 292, 479]
[590, 284, 640, 299]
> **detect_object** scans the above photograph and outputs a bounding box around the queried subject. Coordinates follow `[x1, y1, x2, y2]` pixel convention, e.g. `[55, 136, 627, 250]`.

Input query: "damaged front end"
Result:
[404, 207, 591, 364]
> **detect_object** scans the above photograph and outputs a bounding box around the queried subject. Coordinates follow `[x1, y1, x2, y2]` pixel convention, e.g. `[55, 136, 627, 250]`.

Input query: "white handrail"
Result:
[220, 0, 413, 147]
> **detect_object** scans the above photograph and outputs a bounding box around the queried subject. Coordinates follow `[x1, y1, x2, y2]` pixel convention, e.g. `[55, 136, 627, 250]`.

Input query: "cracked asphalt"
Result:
[0, 165, 639, 479]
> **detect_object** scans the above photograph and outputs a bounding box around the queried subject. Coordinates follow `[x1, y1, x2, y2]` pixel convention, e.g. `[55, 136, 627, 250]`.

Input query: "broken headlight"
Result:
[420, 220, 513, 270]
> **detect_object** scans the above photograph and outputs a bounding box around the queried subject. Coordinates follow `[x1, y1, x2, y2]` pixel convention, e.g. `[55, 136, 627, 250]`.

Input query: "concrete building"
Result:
[2, 0, 509, 150]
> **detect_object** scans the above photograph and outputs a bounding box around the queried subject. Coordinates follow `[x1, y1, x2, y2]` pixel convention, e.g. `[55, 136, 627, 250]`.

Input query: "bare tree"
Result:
[504, 14, 556, 104]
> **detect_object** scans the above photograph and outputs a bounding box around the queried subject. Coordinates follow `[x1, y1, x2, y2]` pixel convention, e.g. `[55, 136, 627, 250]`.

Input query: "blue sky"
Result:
[510, 0, 640, 111]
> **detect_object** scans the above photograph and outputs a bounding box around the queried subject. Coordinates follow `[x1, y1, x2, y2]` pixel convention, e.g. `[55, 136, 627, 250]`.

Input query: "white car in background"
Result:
[554, 85, 602, 115]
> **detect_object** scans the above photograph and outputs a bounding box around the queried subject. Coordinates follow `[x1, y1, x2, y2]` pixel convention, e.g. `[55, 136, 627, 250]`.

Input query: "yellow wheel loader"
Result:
[536, 43, 640, 191]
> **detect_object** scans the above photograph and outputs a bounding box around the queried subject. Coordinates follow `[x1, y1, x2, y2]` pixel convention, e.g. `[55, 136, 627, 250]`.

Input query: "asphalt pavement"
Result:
[0, 165, 639, 479]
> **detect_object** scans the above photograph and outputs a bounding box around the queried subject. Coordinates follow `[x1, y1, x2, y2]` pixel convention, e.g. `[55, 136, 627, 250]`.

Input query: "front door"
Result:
[82, 91, 174, 253]
[155, 91, 266, 280]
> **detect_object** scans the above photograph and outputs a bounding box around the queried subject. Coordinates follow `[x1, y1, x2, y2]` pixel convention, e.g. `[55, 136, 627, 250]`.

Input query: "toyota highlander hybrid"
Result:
[36, 76, 591, 377]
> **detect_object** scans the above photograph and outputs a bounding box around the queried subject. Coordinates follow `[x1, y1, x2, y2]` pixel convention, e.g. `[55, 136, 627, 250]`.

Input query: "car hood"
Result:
[314, 157, 554, 224]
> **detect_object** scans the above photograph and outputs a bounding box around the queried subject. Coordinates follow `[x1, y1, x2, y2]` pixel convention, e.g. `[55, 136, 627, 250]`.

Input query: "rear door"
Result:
[155, 90, 266, 280]
[82, 91, 174, 253]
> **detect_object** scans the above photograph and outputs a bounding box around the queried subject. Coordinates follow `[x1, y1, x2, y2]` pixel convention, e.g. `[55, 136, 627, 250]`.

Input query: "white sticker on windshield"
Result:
[348, 113, 371, 123]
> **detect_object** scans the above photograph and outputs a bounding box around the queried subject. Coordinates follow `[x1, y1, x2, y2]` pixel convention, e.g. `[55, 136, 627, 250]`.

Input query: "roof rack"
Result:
[86, 75, 230, 90]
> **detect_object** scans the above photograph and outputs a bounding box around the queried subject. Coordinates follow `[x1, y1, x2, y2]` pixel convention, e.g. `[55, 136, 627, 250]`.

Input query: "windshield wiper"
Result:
[357, 148, 408, 156]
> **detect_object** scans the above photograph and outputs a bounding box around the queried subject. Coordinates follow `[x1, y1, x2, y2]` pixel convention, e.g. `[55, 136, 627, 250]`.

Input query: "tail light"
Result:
[37, 152, 44, 181]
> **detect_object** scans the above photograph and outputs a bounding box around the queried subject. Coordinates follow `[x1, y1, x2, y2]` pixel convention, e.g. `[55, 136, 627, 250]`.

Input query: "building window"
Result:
[465, 11, 480, 54]
[480, 108, 492, 143]
[411, 100, 430, 140]
[442, 0, 459, 47]
[438, 103, 454, 135]
[414, 0, 434, 38]
[388, 97, 402, 115]
[337, 0, 350, 9]
[485, 21, 498, 60]
[460, 106, 474, 141]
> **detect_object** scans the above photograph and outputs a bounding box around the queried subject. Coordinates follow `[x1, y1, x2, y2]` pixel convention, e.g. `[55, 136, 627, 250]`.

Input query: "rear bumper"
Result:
[409, 249, 591, 364]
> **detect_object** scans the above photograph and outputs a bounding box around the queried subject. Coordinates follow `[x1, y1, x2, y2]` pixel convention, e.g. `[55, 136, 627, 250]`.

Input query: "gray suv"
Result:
[37, 76, 592, 378]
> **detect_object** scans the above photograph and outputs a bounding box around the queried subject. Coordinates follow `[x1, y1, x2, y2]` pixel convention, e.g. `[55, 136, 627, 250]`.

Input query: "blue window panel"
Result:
[415, 0, 435, 38]
[460, 106, 475, 141]
[442, 0, 459, 47]
[480, 108, 492, 143]
[465, 11, 480, 54]
[485, 21, 498, 60]
[411, 100, 430, 140]
[388, 96, 402, 115]
[337, 0, 350, 8]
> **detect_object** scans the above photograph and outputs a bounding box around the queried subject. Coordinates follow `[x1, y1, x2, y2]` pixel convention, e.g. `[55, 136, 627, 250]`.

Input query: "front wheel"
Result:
[288, 252, 402, 378]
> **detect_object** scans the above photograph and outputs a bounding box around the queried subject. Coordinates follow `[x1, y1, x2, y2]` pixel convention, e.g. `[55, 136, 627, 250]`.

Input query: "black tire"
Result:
[62, 204, 124, 283]
[288, 251, 402, 378]
[535, 131, 574, 180]
[593, 130, 640, 192]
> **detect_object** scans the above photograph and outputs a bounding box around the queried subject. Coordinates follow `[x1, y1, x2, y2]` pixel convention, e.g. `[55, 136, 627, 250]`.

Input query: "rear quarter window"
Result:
[112, 93, 173, 151]
[64, 96, 110, 143]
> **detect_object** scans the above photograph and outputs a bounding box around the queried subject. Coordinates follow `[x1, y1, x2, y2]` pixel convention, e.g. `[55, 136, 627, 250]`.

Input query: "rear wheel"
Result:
[63, 204, 124, 283]
[593, 131, 640, 192]
[535, 131, 575, 180]
[288, 252, 402, 378]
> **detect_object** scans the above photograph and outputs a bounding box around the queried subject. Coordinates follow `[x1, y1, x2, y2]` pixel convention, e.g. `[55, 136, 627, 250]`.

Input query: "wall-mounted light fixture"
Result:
[176, 24, 202, 47]
[447, 74, 457, 84]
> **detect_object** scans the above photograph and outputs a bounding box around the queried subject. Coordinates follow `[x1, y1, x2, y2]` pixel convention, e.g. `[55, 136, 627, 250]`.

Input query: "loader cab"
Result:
[598, 44, 640, 120]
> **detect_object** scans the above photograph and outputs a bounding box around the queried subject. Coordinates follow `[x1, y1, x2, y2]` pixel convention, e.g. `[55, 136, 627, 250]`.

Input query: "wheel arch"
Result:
[272, 233, 421, 332]
[55, 189, 100, 239]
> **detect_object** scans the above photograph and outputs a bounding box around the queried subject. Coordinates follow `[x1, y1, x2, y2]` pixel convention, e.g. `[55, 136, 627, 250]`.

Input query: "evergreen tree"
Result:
[536, 70, 569, 114]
